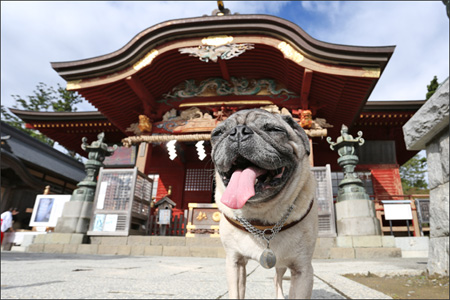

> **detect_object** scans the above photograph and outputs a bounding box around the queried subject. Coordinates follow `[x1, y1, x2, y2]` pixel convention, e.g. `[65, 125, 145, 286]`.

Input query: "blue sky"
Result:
[1, 1, 449, 112]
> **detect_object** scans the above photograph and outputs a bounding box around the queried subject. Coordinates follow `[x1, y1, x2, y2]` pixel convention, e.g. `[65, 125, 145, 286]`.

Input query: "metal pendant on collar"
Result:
[235, 204, 295, 269]
[260, 247, 276, 269]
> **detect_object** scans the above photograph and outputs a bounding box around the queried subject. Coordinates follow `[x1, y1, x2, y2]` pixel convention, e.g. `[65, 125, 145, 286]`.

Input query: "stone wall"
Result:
[426, 128, 449, 275]
[403, 78, 449, 276]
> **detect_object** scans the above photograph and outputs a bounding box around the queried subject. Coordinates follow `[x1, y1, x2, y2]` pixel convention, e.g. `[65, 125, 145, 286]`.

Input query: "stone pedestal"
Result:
[55, 201, 93, 233]
[335, 199, 381, 236]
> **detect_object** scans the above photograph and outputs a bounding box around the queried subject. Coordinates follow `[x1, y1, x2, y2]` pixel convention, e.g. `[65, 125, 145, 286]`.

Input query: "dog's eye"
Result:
[211, 128, 224, 138]
[263, 125, 286, 134]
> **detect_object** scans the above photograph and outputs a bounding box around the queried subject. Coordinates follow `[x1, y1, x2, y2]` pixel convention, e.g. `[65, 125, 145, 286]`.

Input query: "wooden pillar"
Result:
[409, 198, 421, 237]
[136, 142, 152, 174]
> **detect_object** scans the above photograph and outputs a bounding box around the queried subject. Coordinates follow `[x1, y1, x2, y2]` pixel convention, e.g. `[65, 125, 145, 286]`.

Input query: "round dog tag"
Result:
[259, 248, 276, 269]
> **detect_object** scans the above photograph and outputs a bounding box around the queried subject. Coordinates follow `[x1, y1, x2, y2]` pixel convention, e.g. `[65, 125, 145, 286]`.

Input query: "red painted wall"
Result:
[362, 164, 404, 200]
[147, 144, 186, 208]
[147, 142, 213, 210]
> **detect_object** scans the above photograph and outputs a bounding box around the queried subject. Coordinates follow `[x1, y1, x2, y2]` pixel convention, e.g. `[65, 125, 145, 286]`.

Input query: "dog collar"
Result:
[223, 198, 314, 233]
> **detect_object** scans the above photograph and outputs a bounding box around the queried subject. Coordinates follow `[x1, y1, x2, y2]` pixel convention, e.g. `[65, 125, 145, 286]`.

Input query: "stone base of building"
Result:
[24, 233, 227, 258]
[12, 233, 429, 260]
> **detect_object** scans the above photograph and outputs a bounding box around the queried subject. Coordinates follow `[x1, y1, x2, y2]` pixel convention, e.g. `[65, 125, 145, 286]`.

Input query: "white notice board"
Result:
[382, 202, 413, 220]
[29, 195, 71, 227]
[158, 209, 172, 225]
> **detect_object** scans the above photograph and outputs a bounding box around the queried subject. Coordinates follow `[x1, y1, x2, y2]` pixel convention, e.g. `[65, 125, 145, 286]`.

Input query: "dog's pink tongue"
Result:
[221, 166, 267, 209]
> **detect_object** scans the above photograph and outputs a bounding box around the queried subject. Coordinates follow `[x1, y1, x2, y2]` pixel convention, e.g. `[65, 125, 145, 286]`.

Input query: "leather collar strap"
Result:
[223, 198, 314, 233]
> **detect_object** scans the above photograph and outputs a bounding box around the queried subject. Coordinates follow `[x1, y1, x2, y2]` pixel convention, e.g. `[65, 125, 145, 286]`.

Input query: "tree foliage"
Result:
[400, 154, 429, 195]
[426, 75, 439, 100]
[1, 82, 83, 153]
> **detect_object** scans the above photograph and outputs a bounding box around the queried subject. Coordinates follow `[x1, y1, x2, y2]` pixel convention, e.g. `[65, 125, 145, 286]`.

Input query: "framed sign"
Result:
[29, 195, 71, 227]
[158, 209, 172, 225]
[103, 146, 137, 167]
[87, 167, 153, 236]
[382, 201, 413, 220]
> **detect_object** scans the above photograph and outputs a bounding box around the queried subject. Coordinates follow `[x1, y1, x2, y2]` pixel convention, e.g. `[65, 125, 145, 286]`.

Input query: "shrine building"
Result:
[10, 8, 425, 236]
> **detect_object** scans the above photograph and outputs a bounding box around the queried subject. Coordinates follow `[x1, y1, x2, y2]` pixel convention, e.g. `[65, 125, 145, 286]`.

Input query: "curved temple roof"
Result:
[48, 13, 395, 140]
[52, 14, 395, 81]
[10, 12, 413, 163]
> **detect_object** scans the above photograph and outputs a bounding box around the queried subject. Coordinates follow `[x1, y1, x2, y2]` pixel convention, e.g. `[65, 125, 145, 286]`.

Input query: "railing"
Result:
[146, 214, 188, 236]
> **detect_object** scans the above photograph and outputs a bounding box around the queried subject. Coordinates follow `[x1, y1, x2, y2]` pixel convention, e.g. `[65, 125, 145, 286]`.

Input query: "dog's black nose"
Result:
[230, 125, 254, 142]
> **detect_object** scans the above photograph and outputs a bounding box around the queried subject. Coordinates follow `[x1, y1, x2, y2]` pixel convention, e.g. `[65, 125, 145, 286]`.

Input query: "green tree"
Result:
[1, 82, 83, 153]
[426, 75, 439, 100]
[400, 153, 429, 195]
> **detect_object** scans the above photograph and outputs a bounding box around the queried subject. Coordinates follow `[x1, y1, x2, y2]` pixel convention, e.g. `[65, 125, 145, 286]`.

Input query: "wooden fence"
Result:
[147, 215, 188, 236]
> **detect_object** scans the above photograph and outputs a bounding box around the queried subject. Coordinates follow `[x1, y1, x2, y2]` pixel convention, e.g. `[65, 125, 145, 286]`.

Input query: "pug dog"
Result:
[210, 109, 318, 299]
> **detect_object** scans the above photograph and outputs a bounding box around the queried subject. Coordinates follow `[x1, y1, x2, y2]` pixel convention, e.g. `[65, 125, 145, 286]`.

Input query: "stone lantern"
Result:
[55, 133, 117, 234]
[327, 125, 381, 236]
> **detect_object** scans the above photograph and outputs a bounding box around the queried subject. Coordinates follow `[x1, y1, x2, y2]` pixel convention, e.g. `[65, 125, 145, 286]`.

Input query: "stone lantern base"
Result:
[55, 201, 93, 234]
[335, 199, 381, 236]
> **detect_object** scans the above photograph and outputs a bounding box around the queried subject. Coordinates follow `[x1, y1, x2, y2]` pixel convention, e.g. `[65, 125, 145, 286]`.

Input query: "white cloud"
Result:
[292, 1, 449, 100]
[301, 1, 342, 24]
[1, 1, 290, 111]
[1, 0, 448, 114]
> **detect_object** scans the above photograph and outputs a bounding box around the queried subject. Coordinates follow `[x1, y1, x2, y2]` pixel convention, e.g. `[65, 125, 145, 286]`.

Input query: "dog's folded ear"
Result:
[281, 115, 310, 156]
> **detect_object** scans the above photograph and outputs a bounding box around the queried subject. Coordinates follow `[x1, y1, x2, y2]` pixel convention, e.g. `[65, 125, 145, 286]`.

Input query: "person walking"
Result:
[1, 208, 19, 245]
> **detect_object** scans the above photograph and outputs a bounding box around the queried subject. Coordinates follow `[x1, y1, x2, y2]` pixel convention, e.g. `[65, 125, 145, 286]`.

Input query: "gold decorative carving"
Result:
[300, 110, 313, 129]
[66, 80, 82, 90]
[278, 41, 304, 63]
[179, 43, 254, 63]
[196, 211, 208, 221]
[133, 49, 159, 71]
[179, 100, 274, 108]
[362, 67, 381, 78]
[212, 212, 221, 222]
[138, 115, 152, 133]
[202, 35, 234, 46]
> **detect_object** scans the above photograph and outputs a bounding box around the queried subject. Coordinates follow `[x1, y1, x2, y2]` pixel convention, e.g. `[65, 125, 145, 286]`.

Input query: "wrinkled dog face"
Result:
[211, 109, 310, 210]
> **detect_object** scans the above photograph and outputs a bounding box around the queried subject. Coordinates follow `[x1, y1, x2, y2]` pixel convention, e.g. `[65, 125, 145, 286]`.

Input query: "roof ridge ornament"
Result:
[212, 1, 231, 16]
[179, 42, 254, 63]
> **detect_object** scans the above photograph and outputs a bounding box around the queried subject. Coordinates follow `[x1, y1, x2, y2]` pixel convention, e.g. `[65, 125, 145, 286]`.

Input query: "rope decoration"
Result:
[122, 134, 212, 147]
[121, 129, 327, 147]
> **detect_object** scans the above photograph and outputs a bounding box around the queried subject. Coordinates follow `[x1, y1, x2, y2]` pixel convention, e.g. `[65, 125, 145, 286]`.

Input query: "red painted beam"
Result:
[125, 76, 157, 116]
[218, 59, 230, 81]
[300, 69, 313, 110]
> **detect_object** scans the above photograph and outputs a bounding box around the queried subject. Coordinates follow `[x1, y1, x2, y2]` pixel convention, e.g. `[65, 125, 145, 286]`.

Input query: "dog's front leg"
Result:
[288, 263, 314, 299]
[226, 255, 247, 299]
[238, 260, 247, 299]
[274, 267, 287, 299]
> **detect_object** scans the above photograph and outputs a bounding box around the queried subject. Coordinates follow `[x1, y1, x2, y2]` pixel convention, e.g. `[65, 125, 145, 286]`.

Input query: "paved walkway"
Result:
[1, 252, 427, 299]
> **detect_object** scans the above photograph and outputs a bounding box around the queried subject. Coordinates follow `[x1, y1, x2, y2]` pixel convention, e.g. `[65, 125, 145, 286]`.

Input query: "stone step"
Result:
[24, 233, 415, 259]
[27, 243, 226, 258]
[27, 233, 226, 258]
